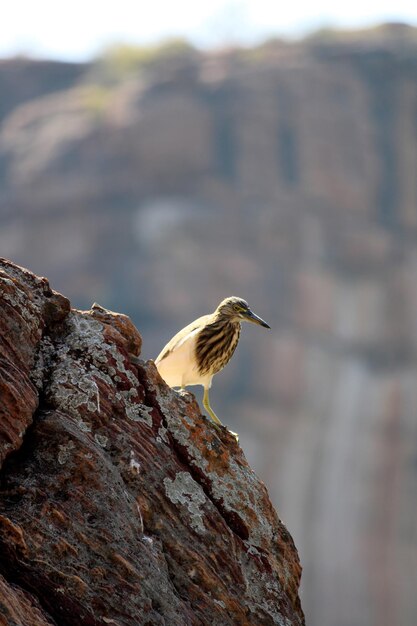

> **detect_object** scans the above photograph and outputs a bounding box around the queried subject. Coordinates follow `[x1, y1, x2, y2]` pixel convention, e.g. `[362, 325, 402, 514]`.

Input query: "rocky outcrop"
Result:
[0, 58, 86, 124]
[0, 259, 304, 626]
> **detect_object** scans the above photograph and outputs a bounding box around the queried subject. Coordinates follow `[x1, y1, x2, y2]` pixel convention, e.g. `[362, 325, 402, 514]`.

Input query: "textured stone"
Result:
[0, 574, 55, 626]
[0, 259, 69, 466]
[0, 259, 304, 626]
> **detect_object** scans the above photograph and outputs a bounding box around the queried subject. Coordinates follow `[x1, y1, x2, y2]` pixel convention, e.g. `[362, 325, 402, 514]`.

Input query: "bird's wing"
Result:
[155, 314, 210, 364]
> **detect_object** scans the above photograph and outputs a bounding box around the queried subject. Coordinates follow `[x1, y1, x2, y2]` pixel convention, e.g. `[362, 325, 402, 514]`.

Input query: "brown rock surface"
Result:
[0, 259, 304, 626]
[0, 574, 56, 626]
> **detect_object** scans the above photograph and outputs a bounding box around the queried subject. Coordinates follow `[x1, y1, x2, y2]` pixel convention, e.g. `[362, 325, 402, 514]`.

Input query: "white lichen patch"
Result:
[141, 535, 153, 545]
[0, 279, 42, 333]
[59, 313, 116, 374]
[163, 472, 207, 534]
[244, 542, 261, 557]
[241, 549, 286, 624]
[54, 312, 143, 417]
[164, 415, 209, 472]
[209, 454, 274, 547]
[76, 419, 92, 433]
[123, 396, 152, 426]
[57, 440, 75, 465]
[129, 452, 141, 474]
[65, 313, 104, 349]
[94, 434, 108, 448]
[38, 309, 153, 463]
[31, 336, 55, 390]
[163, 403, 274, 547]
[124, 404, 141, 421]
[45, 313, 121, 414]
[213, 599, 226, 609]
[48, 360, 101, 418]
[156, 425, 169, 444]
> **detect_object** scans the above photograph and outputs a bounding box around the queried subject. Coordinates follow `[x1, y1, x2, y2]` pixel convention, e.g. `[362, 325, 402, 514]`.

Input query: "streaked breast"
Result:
[196, 321, 241, 377]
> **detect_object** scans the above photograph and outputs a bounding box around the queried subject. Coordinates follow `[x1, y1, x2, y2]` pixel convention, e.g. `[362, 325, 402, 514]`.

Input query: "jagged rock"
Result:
[0, 574, 56, 625]
[0, 58, 86, 124]
[0, 259, 304, 626]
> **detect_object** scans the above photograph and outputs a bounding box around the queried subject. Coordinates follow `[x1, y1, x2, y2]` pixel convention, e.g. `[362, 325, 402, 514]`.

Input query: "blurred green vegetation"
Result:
[92, 39, 199, 84]
[82, 85, 112, 116]
[305, 21, 417, 42]
[87, 24, 417, 88]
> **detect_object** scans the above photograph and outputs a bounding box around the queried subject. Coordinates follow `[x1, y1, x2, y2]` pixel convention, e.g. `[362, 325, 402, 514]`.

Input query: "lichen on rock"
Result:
[0, 258, 304, 626]
[164, 471, 207, 534]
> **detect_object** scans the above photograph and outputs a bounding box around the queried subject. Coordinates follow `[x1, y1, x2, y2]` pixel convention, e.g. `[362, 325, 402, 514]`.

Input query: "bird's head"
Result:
[215, 297, 270, 328]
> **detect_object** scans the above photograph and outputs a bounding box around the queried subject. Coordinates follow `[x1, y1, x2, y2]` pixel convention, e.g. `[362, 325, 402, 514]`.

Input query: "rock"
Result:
[0, 58, 86, 124]
[89, 301, 142, 357]
[0, 259, 70, 466]
[0, 259, 304, 626]
[0, 574, 56, 626]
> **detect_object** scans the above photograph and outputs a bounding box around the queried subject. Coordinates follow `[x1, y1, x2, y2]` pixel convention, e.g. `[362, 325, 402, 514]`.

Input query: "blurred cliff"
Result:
[1, 24, 417, 626]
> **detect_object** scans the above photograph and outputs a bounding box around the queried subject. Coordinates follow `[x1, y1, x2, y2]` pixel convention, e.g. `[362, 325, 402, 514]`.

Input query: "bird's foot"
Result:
[212, 422, 239, 442]
[228, 429, 239, 442]
[173, 386, 189, 396]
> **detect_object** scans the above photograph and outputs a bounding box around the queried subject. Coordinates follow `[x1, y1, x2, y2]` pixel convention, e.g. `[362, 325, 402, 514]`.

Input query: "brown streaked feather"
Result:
[196, 320, 241, 376]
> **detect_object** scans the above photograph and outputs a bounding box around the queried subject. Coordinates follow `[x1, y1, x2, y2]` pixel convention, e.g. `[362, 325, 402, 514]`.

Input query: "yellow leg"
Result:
[203, 387, 222, 425]
[202, 388, 238, 441]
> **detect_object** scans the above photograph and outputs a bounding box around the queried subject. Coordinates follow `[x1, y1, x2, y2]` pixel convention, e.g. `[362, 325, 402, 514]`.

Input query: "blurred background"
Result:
[1, 3, 417, 625]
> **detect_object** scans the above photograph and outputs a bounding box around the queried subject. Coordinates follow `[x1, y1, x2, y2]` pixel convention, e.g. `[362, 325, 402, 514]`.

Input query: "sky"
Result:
[1, 0, 417, 61]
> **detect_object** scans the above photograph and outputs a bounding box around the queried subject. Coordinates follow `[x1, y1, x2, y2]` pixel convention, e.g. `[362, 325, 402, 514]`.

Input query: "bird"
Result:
[155, 296, 270, 438]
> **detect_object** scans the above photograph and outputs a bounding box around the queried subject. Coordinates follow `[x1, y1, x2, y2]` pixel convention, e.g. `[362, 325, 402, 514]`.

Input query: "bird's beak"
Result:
[243, 309, 270, 329]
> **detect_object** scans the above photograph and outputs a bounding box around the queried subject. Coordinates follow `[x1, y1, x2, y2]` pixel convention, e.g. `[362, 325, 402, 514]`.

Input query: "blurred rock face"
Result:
[1, 27, 417, 626]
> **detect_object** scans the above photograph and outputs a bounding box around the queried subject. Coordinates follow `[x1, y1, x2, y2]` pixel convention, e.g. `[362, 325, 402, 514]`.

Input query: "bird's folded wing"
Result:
[155, 314, 210, 364]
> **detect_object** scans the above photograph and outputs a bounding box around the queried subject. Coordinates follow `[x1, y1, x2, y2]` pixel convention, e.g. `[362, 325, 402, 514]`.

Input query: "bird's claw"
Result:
[212, 422, 239, 442]
[228, 429, 239, 442]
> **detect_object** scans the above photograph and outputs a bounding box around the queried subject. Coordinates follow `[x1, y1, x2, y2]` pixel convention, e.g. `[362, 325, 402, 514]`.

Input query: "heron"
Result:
[155, 296, 270, 438]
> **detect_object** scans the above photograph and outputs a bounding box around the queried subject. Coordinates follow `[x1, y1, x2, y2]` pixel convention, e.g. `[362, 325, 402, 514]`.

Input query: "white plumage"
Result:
[154, 297, 270, 438]
[155, 327, 213, 389]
